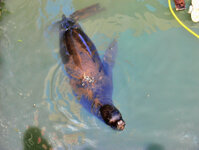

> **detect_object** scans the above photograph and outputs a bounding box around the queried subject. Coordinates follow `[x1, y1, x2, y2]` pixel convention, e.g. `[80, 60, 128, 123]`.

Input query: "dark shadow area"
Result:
[0, 0, 9, 21]
[23, 126, 52, 150]
[0, 0, 9, 65]
[145, 143, 165, 150]
[81, 147, 95, 150]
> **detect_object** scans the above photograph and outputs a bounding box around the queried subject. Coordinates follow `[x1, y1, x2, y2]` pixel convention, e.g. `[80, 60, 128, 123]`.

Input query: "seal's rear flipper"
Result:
[70, 3, 104, 22]
[48, 4, 103, 34]
[103, 39, 118, 69]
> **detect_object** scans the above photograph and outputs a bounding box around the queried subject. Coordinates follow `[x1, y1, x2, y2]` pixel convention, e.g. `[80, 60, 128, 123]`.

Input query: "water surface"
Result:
[0, 0, 199, 150]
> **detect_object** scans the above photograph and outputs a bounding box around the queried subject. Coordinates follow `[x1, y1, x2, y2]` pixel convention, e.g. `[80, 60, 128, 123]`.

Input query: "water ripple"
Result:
[43, 61, 99, 148]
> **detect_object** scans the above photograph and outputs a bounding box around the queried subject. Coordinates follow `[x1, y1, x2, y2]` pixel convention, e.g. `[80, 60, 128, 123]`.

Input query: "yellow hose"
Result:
[168, 0, 199, 38]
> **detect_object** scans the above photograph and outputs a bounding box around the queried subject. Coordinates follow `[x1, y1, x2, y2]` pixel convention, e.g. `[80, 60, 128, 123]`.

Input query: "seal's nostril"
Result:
[117, 120, 125, 130]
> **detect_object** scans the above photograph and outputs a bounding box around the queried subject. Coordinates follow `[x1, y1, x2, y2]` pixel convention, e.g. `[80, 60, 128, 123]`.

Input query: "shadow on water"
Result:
[81, 148, 95, 150]
[0, 0, 8, 67]
[145, 143, 165, 150]
[23, 126, 52, 150]
[0, 0, 9, 21]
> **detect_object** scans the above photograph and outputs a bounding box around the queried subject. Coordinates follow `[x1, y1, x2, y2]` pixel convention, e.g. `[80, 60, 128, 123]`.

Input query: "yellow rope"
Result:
[168, 0, 199, 38]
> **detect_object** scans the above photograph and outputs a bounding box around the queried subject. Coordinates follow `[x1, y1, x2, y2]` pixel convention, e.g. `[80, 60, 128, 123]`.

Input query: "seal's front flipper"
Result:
[103, 39, 118, 69]
[70, 3, 104, 22]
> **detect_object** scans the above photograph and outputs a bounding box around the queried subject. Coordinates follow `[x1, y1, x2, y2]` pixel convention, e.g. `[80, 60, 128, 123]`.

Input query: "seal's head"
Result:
[100, 104, 125, 131]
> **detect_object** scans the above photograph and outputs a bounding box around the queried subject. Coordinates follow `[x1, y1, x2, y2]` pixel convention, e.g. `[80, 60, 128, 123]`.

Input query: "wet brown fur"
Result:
[63, 28, 105, 110]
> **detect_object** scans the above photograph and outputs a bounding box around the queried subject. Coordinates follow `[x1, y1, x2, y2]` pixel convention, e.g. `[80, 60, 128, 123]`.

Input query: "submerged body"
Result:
[59, 12, 125, 130]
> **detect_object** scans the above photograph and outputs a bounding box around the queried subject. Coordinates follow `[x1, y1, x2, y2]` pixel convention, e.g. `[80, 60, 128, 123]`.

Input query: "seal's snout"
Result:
[116, 120, 125, 131]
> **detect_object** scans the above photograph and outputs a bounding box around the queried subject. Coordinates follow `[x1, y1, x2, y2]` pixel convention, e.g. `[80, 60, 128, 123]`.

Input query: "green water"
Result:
[0, 0, 199, 149]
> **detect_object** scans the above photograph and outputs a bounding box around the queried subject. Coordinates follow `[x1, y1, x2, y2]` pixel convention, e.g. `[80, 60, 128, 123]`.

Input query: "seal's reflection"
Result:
[23, 126, 52, 150]
[145, 143, 165, 150]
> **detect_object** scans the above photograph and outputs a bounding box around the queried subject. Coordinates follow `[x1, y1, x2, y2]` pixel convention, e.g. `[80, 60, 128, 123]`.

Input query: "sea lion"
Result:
[58, 5, 125, 130]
